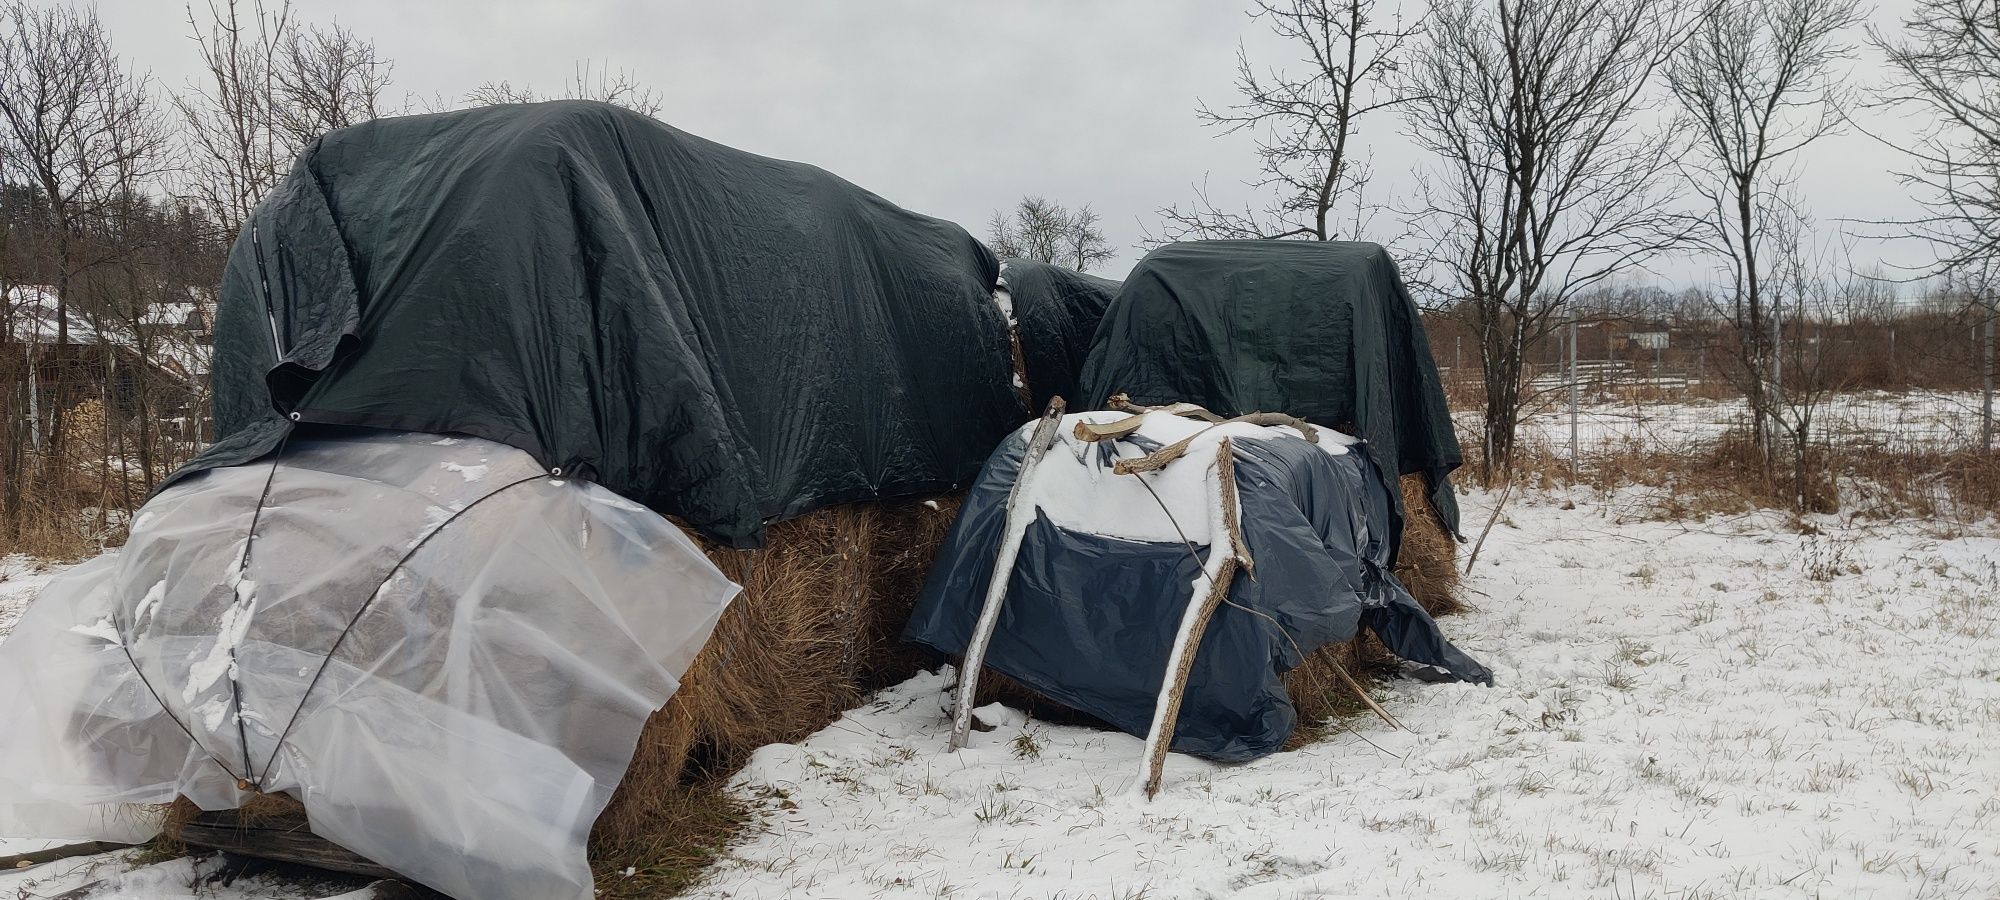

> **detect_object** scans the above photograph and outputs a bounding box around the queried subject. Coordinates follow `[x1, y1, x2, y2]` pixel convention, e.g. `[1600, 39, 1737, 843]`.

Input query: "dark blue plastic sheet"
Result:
[905, 427, 1490, 762]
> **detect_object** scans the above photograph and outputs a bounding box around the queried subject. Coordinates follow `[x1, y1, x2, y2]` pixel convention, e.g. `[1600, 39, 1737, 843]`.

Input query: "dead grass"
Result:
[1491, 424, 1999, 525]
[1, 398, 146, 561]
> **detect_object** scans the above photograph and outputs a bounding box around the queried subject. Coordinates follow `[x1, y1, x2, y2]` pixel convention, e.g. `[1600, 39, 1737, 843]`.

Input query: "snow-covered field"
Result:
[1497, 389, 1993, 456]
[685, 490, 1999, 900]
[3, 395, 1997, 899]
[0, 554, 62, 639]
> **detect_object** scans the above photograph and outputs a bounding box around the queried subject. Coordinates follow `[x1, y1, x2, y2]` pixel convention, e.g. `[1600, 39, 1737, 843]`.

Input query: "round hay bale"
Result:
[160, 495, 967, 896]
[590, 495, 962, 862]
[1286, 473, 1460, 734]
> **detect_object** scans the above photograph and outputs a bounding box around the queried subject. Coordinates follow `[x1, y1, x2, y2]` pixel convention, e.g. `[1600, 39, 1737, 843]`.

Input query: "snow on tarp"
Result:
[1077, 240, 1465, 538]
[1001, 259, 1120, 412]
[0, 430, 738, 900]
[906, 411, 1489, 761]
[169, 100, 1024, 549]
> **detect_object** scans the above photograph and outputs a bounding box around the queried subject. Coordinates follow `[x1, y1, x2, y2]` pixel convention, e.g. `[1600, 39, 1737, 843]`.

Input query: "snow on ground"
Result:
[3, 390, 1996, 899]
[0, 852, 386, 898]
[0, 554, 67, 639]
[690, 489, 1999, 900]
[1492, 389, 1992, 456]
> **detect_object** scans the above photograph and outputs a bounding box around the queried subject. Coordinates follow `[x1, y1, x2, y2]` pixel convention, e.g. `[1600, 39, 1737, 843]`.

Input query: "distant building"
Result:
[1620, 331, 1669, 352]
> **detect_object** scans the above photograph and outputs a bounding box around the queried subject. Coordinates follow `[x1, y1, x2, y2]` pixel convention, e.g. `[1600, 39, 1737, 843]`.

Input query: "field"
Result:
[1, 392, 1995, 900]
[678, 487, 1998, 899]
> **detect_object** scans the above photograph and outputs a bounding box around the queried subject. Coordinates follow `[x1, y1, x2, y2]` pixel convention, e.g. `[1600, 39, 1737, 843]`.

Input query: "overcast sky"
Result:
[94, 0, 1939, 289]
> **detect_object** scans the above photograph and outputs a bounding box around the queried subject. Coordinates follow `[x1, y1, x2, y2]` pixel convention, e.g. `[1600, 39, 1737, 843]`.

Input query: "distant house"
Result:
[5, 286, 210, 446]
[1622, 331, 1670, 352]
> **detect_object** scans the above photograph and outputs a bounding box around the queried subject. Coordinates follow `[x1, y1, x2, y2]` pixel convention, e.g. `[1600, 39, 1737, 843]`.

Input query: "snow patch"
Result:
[67, 616, 122, 647]
[441, 461, 488, 483]
[131, 579, 167, 628]
[970, 702, 1026, 729]
[182, 554, 258, 715]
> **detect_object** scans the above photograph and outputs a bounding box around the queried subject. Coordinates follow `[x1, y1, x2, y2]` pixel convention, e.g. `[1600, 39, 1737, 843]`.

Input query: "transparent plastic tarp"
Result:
[0, 430, 738, 900]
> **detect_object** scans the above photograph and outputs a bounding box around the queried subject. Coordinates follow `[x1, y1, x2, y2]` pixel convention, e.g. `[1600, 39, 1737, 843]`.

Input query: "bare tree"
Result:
[1668, 0, 1860, 461]
[1155, 0, 1419, 243]
[273, 19, 391, 147]
[465, 61, 663, 117]
[1870, 0, 2000, 450]
[1401, 0, 1700, 480]
[0, 0, 162, 477]
[988, 196, 1115, 273]
[1761, 204, 1850, 512]
[175, 0, 391, 237]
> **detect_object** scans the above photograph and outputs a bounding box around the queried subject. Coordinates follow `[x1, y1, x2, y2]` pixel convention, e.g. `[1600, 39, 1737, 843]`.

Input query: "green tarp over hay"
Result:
[1002, 259, 1120, 412]
[170, 100, 1025, 547]
[1077, 239, 1464, 536]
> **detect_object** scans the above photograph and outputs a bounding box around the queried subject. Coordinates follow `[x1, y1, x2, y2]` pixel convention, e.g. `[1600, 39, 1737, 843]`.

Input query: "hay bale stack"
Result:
[1287, 473, 1460, 728]
[160, 479, 1453, 884]
[968, 473, 1464, 742]
[588, 495, 960, 860]
[162, 496, 965, 893]
[1393, 474, 1463, 617]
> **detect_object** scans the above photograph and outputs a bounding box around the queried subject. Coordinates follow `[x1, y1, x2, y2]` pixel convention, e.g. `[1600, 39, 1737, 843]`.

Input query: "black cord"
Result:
[227, 429, 292, 785]
[253, 472, 550, 788]
[1123, 441, 1311, 664]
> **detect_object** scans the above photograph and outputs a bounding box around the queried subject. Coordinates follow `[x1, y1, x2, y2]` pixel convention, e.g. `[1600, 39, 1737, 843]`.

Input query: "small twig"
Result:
[1463, 477, 1514, 575]
[1328, 658, 1403, 731]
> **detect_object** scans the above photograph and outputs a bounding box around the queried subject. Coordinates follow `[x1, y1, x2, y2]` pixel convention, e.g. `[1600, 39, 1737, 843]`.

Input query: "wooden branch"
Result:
[1141, 439, 1243, 798]
[173, 819, 402, 881]
[1110, 413, 1319, 476]
[0, 841, 134, 872]
[1463, 476, 1514, 575]
[1217, 439, 1253, 576]
[1329, 656, 1404, 730]
[948, 396, 1067, 751]
[1105, 393, 1225, 422]
[1072, 415, 1145, 443]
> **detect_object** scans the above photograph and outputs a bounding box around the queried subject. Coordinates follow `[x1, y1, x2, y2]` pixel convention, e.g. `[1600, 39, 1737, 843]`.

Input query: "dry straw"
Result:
[159, 476, 1461, 894]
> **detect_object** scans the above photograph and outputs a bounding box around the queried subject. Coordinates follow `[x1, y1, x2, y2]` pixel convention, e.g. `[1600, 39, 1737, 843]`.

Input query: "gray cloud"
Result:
[96, 0, 1938, 286]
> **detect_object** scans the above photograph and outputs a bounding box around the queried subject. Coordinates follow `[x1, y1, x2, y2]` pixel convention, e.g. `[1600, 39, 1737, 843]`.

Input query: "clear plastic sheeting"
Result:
[0, 430, 739, 900]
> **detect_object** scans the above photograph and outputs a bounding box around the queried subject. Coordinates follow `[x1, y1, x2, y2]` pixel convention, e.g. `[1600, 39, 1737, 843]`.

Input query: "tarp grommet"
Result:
[288, 411, 301, 422]
[550, 467, 563, 477]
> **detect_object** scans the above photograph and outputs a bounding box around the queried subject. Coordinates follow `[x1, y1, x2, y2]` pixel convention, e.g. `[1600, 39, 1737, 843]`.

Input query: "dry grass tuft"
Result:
[1491, 422, 1998, 525]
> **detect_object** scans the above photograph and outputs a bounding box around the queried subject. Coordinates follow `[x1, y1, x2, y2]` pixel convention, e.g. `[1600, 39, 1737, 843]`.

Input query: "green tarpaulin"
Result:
[1002, 259, 1119, 412]
[169, 100, 1025, 547]
[1077, 239, 1464, 537]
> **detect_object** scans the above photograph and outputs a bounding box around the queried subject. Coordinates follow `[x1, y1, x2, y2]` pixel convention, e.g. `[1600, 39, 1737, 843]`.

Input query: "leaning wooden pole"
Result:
[948, 397, 1066, 751]
[1140, 437, 1247, 797]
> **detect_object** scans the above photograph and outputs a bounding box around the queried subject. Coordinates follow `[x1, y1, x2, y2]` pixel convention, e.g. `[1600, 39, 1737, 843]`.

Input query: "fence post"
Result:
[1569, 315, 1579, 481]
[1983, 304, 1994, 453]
[25, 341, 39, 452]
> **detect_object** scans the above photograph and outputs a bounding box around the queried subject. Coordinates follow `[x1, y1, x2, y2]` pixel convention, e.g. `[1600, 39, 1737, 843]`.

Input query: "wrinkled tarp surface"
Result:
[0, 430, 737, 900]
[905, 412, 1490, 762]
[1077, 240, 1464, 537]
[1002, 259, 1119, 411]
[171, 100, 1024, 547]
